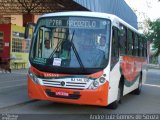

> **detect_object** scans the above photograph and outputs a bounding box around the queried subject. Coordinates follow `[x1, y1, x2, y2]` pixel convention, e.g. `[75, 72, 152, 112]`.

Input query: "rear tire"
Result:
[133, 73, 142, 95]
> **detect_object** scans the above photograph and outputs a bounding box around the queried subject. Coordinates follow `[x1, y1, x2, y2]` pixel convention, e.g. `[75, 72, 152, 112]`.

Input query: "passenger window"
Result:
[111, 27, 119, 69]
[138, 37, 143, 57]
[143, 40, 147, 57]
[119, 25, 127, 55]
[134, 34, 139, 56]
[127, 29, 134, 55]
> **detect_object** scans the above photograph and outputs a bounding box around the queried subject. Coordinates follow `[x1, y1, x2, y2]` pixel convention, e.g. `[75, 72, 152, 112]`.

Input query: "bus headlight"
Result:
[88, 76, 107, 89]
[99, 77, 106, 83]
[28, 70, 39, 84]
[93, 81, 99, 87]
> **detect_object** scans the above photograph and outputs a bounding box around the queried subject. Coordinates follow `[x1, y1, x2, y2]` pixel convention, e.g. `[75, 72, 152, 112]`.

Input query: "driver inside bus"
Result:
[42, 39, 53, 58]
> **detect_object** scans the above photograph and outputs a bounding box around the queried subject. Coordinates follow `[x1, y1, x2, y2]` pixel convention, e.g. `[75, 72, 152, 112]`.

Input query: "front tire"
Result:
[108, 83, 123, 109]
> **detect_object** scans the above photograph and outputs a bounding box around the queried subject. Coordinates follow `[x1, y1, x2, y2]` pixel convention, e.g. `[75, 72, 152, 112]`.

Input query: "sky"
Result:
[124, 0, 160, 22]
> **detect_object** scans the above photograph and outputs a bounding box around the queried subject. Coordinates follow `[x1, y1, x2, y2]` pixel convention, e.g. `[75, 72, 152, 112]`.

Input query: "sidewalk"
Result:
[0, 68, 28, 74]
[147, 64, 160, 73]
[11, 68, 29, 74]
[147, 64, 160, 70]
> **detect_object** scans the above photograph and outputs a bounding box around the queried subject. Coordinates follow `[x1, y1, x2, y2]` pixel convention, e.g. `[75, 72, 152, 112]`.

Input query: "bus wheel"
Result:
[108, 84, 122, 109]
[133, 74, 142, 95]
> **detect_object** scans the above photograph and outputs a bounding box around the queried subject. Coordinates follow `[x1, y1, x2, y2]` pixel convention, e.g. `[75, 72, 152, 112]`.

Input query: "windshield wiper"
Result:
[49, 30, 85, 70]
[49, 39, 64, 59]
[70, 31, 85, 70]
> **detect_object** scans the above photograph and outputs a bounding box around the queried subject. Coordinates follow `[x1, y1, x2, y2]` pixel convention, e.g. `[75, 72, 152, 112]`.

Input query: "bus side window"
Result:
[111, 27, 119, 69]
[134, 33, 139, 56]
[127, 29, 134, 55]
[144, 40, 147, 57]
[142, 38, 145, 57]
[119, 26, 127, 55]
[138, 36, 143, 57]
[142, 37, 147, 58]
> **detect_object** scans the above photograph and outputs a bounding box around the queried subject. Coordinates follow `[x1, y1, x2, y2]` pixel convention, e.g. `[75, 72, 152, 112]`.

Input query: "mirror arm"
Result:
[24, 22, 36, 39]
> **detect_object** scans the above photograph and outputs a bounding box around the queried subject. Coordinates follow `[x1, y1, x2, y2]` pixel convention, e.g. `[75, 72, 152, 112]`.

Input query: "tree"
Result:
[146, 19, 160, 56]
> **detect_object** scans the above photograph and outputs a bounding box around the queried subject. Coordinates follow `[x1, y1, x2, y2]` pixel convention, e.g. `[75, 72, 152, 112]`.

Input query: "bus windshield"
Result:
[29, 16, 111, 74]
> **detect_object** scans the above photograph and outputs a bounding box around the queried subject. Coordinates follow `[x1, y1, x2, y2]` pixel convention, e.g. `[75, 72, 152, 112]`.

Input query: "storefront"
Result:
[0, 24, 31, 69]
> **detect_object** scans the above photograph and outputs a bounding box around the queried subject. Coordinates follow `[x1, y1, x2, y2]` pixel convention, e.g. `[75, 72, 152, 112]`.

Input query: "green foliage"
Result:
[150, 56, 158, 64]
[146, 19, 160, 56]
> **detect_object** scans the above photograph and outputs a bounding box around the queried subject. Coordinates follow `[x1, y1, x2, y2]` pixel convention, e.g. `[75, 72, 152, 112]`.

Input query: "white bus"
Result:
[25, 12, 147, 109]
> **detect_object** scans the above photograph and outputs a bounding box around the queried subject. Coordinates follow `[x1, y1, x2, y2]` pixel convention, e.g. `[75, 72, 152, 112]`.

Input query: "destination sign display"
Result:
[45, 17, 109, 29]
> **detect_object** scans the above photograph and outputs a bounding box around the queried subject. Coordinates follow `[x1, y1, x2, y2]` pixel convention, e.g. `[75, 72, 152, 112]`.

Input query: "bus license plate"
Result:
[55, 91, 69, 96]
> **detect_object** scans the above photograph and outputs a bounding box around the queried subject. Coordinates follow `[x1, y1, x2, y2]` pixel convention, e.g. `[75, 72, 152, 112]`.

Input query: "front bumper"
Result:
[28, 76, 109, 106]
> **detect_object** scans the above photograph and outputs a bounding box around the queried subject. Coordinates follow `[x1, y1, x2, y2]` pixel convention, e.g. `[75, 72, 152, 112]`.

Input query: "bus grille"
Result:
[41, 79, 89, 89]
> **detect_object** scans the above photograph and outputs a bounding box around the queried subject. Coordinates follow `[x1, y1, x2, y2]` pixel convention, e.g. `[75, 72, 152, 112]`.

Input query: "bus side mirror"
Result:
[24, 22, 35, 39]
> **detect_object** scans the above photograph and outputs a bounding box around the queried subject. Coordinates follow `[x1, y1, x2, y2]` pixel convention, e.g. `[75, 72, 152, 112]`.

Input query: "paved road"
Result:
[0, 70, 28, 108]
[0, 69, 160, 120]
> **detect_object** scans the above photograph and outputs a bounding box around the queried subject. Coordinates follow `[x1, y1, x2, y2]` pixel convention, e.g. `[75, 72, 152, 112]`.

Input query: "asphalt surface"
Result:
[0, 68, 160, 120]
[0, 69, 28, 108]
